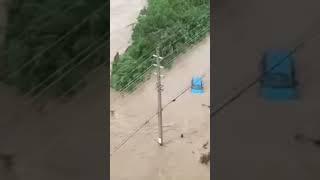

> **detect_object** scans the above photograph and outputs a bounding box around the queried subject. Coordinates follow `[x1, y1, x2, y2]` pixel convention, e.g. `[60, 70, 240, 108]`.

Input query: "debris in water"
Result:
[0, 153, 15, 172]
[200, 152, 210, 165]
[110, 110, 115, 117]
[201, 104, 211, 109]
[202, 141, 208, 149]
[294, 133, 320, 147]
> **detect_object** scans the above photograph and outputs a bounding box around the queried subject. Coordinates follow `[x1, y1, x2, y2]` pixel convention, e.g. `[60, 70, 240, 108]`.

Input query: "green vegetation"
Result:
[1, 0, 107, 97]
[111, 0, 210, 92]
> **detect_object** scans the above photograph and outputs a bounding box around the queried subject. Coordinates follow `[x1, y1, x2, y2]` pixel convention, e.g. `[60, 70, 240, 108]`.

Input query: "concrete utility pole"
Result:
[153, 48, 164, 146]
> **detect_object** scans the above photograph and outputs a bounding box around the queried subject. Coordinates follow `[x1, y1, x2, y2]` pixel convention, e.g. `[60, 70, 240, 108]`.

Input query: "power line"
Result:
[210, 30, 320, 118]
[0, 2, 106, 59]
[110, 13, 210, 86]
[3, 1, 77, 43]
[24, 57, 107, 110]
[6, 2, 108, 79]
[22, 33, 108, 97]
[110, 27, 209, 114]
[27, 42, 107, 104]
[58, 24, 208, 114]
[57, 61, 107, 101]
[15, 5, 206, 102]
[111, 27, 209, 111]
[110, 13, 209, 83]
[111, 71, 209, 155]
[118, 25, 209, 93]
[111, 25, 210, 104]
[43, 24, 209, 155]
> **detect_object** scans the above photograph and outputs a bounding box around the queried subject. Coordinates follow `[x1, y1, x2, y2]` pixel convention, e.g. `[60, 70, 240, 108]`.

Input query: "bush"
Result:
[111, 0, 210, 92]
[1, 0, 107, 97]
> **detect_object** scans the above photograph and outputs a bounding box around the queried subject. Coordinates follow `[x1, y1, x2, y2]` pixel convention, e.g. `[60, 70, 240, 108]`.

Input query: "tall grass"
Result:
[111, 0, 210, 92]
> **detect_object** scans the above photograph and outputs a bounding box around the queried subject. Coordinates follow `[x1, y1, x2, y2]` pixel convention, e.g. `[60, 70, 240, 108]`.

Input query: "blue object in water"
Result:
[260, 49, 299, 101]
[191, 76, 204, 94]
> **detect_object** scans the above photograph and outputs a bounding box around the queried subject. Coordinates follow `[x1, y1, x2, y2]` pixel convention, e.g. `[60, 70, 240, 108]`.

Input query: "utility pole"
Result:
[153, 48, 164, 146]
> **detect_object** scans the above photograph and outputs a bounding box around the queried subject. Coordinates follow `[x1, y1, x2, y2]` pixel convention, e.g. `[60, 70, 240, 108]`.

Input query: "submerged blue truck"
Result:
[191, 76, 204, 94]
[260, 50, 299, 101]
